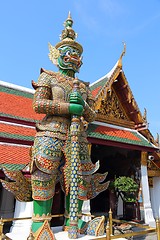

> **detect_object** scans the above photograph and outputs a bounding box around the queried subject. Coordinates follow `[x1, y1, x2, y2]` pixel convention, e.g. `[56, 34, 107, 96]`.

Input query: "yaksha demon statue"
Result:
[0, 12, 110, 240]
[29, 12, 109, 239]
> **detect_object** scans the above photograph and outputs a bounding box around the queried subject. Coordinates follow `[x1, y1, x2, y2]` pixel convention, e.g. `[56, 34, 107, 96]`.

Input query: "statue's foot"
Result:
[78, 219, 88, 234]
[64, 218, 88, 234]
[30, 220, 55, 240]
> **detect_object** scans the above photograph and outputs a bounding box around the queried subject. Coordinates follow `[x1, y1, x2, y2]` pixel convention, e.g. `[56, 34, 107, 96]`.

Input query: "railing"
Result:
[0, 211, 160, 240]
[0, 213, 94, 240]
[103, 209, 160, 240]
[0, 214, 64, 240]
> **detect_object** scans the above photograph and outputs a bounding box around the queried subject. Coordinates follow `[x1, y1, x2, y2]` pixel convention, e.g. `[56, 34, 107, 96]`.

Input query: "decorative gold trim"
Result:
[141, 152, 147, 166]
[32, 214, 52, 222]
[96, 114, 135, 129]
[148, 170, 160, 177]
[33, 220, 55, 240]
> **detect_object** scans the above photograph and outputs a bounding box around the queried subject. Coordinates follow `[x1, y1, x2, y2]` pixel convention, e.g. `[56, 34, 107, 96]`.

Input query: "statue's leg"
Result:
[64, 194, 86, 231]
[31, 169, 57, 233]
[32, 198, 53, 233]
[30, 136, 64, 233]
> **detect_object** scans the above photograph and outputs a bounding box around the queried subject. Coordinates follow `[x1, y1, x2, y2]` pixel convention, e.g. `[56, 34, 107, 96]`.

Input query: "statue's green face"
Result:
[57, 46, 82, 73]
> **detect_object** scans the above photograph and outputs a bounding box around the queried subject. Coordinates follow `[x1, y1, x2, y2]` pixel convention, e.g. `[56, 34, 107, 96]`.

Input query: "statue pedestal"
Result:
[7, 200, 33, 238]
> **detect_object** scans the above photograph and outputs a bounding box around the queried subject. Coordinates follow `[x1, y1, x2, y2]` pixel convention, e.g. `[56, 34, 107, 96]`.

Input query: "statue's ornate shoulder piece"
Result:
[40, 68, 57, 77]
[32, 68, 57, 90]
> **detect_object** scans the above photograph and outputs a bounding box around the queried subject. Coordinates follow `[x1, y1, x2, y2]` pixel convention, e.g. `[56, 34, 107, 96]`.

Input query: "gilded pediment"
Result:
[97, 89, 128, 121]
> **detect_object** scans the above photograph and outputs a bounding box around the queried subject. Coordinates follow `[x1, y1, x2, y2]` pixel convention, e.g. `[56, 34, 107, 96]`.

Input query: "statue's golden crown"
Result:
[55, 12, 83, 54]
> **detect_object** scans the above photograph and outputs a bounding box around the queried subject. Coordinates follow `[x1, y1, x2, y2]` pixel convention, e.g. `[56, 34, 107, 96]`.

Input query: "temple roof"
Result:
[0, 81, 44, 123]
[90, 49, 144, 128]
[0, 143, 30, 170]
[0, 81, 38, 171]
[87, 122, 157, 152]
[0, 122, 35, 144]
[89, 48, 159, 151]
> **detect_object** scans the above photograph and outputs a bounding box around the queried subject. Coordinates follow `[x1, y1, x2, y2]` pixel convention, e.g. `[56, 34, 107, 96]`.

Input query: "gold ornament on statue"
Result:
[48, 42, 60, 64]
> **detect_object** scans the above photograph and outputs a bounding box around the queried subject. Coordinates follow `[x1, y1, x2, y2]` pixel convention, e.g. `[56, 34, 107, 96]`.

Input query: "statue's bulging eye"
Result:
[66, 51, 71, 55]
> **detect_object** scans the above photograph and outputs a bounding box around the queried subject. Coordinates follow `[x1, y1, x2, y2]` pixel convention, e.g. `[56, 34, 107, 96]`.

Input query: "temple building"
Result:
[0, 48, 160, 236]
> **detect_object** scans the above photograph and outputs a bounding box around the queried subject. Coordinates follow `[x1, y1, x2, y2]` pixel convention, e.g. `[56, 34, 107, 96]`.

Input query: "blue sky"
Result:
[0, 0, 160, 138]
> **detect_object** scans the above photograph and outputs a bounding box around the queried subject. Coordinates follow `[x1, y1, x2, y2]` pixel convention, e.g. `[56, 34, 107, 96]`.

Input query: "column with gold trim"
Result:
[141, 151, 155, 227]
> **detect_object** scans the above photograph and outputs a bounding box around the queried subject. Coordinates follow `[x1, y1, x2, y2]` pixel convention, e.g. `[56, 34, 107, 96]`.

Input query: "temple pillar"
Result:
[152, 177, 160, 218]
[0, 187, 14, 219]
[7, 200, 33, 238]
[141, 152, 155, 227]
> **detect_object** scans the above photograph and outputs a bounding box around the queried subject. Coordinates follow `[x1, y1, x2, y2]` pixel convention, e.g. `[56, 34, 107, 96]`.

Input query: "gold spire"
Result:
[143, 108, 147, 123]
[67, 11, 72, 22]
[55, 12, 83, 54]
[118, 42, 126, 68]
[156, 133, 159, 146]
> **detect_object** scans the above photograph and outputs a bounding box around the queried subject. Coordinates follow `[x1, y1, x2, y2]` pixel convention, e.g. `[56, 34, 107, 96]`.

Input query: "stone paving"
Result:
[133, 233, 157, 239]
[131, 225, 158, 240]
[133, 232, 157, 240]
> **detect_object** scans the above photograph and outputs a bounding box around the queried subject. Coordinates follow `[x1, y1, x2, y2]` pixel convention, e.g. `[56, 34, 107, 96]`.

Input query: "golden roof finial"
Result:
[118, 42, 126, 68]
[156, 133, 159, 146]
[143, 108, 147, 123]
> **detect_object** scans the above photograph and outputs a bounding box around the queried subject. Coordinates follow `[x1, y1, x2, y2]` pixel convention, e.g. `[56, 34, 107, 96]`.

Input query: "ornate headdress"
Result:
[48, 12, 83, 64]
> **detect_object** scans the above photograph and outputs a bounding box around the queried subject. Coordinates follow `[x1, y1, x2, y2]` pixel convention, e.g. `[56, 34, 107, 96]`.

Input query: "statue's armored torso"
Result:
[32, 69, 95, 140]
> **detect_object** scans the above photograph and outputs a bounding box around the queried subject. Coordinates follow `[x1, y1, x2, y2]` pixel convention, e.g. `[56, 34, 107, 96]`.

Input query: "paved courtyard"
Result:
[132, 226, 157, 240]
[133, 232, 157, 239]
[3, 223, 158, 240]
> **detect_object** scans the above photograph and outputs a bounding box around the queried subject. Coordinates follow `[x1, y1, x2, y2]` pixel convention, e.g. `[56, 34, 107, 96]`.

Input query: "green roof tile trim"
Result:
[1, 86, 33, 99]
[87, 124, 154, 148]
[0, 132, 34, 141]
[0, 112, 37, 123]
[0, 163, 26, 171]
[90, 78, 108, 91]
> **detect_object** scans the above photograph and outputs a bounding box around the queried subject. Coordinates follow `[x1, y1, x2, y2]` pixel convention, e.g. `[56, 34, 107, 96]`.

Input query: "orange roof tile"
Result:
[0, 92, 44, 121]
[87, 123, 156, 149]
[92, 86, 101, 98]
[95, 126, 140, 141]
[0, 122, 36, 137]
[0, 145, 30, 165]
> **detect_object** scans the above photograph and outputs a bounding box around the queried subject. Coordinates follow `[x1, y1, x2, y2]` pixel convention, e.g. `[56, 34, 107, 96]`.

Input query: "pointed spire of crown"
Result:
[64, 11, 73, 27]
[55, 12, 83, 54]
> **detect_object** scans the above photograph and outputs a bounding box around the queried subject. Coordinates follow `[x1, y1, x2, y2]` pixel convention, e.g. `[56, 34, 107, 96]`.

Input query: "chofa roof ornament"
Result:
[118, 42, 126, 68]
[48, 12, 83, 65]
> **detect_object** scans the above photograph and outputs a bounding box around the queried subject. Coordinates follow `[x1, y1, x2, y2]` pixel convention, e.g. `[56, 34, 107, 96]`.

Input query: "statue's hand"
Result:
[69, 103, 84, 116]
[69, 92, 85, 107]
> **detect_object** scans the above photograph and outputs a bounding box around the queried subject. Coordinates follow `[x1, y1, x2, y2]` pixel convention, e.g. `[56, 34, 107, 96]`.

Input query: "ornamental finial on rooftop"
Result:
[118, 42, 126, 68]
[55, 12, 83, 54]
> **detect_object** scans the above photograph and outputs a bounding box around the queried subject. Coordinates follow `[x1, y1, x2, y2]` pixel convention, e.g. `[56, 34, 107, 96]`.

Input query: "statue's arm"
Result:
[32, 73, 69, 115]
[33, 87, 70, 115]
[83, 88, 97, 123]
